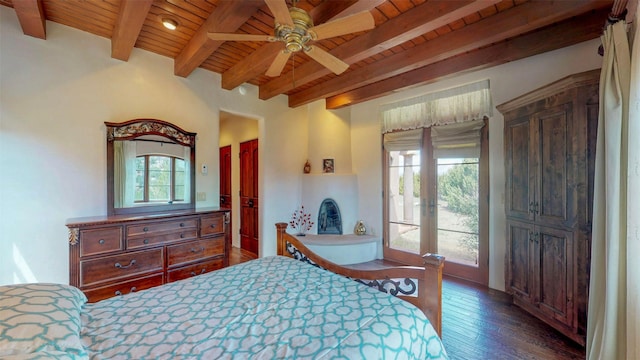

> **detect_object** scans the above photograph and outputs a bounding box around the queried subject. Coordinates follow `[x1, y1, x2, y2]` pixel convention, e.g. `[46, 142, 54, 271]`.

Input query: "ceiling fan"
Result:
[207, 0, 375, 77]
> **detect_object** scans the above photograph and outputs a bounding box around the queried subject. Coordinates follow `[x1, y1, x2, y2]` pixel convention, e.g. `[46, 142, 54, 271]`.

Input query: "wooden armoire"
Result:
[497, 69, 599, 346]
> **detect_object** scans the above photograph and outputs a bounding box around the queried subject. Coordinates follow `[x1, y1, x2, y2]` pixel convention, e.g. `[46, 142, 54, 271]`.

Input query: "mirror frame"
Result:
[106, 119, 197, 216]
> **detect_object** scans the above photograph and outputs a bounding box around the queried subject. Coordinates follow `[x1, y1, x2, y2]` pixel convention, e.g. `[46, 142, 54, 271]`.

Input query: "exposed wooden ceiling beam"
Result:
[111, 0, 153, 61]
[12, 0, 46, 39]
[325, 7, 610, 109]
[287, 0, 612, 108]
[258, 0, 501, 101]
[174, 1, 263, 78]
[220, 0, 368, 90]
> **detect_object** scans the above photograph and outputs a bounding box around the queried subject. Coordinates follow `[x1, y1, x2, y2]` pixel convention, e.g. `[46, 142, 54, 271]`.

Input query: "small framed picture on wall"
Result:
[323, 158, 334, 173]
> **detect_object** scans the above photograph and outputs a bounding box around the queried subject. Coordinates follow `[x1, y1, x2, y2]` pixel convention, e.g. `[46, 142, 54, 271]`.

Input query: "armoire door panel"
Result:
[536, 104, 573, 227]
[505, 119, 534, 221]
[507, 220, 535, 300]
[537, 226, 574, 327]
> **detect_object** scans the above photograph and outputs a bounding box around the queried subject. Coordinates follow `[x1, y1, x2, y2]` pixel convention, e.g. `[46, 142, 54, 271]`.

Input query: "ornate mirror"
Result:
[106, 119, 196, 215]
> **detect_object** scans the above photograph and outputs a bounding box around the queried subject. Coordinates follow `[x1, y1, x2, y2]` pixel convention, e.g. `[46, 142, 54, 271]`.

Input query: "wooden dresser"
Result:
[497, 69, 599, 345]
[67, 208, 230, 302]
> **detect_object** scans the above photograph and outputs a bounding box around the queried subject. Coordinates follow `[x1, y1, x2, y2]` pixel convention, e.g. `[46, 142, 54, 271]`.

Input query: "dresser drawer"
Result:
[201, 214, 225, 237]
[167, 238, 224, 267]
[80, 227, 123, 257]
[83, 273, 163, 303]
[167, 258, 224, 283]
[127, 229, 197, 249]
[80, 248, 163, 287]
[126, 218, 197, 237]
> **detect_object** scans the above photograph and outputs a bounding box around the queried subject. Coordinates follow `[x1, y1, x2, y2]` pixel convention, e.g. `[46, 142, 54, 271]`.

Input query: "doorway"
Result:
[383, 122, 489, 285]
[219, 111, 259, 256]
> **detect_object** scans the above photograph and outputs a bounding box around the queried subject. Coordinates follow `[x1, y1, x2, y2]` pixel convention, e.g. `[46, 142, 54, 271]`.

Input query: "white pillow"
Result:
[0, 283, 87, 358]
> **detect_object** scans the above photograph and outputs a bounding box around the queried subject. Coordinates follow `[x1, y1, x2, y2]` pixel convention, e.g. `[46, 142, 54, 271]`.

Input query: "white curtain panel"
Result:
[112, 141, 137, 208]
[587, 18, 640, 360]
[626, 8, 640, 359]
[123, 141, 137, 207]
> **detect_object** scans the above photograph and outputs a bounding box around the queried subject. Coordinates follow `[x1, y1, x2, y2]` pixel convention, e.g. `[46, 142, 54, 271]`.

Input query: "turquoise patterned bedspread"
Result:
[81, 256, 448, 359]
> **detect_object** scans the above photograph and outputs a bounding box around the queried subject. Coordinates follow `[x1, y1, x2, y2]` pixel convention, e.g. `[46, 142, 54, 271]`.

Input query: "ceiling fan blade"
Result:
[207, 33, 273, 42]
[308, 11, 374, 40]
[266, 50, 291, 77]
[265, 0, 293, 27]
[304, 45, 348, 75]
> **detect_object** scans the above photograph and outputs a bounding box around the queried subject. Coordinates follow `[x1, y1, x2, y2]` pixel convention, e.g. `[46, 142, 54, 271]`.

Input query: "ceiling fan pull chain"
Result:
[292, 52, 296, 89]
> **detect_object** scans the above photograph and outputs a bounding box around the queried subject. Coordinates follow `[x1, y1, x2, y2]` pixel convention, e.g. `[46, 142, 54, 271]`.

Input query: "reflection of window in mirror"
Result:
[107, 119, 196, 215]
[135, 155, 186, 203]
[114, 137, 191, 208]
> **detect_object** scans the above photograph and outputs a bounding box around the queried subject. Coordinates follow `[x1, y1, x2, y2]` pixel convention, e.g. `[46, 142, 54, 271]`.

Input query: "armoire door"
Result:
[505, 117, 535, 221]
[534, 103, 575, 228]
[239, 139, 258, 256]
[536, 225, 574, 327]
[506, 220, 535, 302]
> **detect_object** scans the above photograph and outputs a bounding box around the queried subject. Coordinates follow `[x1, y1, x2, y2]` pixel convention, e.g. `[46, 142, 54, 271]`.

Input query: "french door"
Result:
[383, 123, 489, 284]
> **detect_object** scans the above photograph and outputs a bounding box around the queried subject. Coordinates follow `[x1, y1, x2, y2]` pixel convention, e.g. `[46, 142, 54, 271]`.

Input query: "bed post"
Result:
[422, 253, 445, 337]
[276, 222, 288, 257]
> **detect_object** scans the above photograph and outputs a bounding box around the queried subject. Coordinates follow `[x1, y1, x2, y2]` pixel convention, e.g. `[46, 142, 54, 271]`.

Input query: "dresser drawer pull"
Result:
[143, 239, 149, 244]
[190, 247, 205, 253]
[180, 222, 185, 227]
[114, 287, 137, 296]
[180, 233, 185, 239]
[143, 227, 149, 232]
[210, 223, 217, 228]
[190, 269, 206, 276]
[114, 259, 136, 269]
[98, 239, 105, 245]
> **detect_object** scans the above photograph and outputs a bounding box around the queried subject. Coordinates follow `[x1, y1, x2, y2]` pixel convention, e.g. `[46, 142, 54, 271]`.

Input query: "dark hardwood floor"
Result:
[442, 277, 585, 359]
[228, 247, 585, 359]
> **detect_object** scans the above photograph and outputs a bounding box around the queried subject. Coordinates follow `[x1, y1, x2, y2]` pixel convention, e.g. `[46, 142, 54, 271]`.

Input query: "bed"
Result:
[0, 223, 447, 359]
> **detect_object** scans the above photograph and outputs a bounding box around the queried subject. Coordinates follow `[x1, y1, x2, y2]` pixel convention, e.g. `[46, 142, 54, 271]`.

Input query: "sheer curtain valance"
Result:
[380, 79, 493, 133]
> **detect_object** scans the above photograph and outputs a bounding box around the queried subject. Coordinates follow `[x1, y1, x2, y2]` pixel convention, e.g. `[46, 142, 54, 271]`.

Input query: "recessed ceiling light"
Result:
[162, 18, 178, 31]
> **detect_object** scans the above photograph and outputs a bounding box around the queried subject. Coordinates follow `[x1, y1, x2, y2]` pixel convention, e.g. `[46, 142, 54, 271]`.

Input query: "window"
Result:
[383, 121, 489, 284]
[135, 155, 186, 203]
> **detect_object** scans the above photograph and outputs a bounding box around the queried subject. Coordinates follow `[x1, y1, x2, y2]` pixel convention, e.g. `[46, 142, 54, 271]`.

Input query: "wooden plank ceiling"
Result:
[1, 0, 618, 109]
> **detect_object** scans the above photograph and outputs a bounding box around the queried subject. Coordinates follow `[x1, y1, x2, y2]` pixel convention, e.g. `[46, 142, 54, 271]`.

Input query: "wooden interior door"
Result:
[239, 139, 258, 256]
[219, 145, 231, 209]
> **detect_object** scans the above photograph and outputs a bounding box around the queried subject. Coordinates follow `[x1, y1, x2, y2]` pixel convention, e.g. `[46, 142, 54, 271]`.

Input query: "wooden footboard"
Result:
[276, 223, 444, 337]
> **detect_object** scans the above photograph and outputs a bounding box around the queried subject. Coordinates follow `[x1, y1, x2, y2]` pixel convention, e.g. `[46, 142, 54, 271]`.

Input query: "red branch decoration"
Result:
[290, 205, 314, 235]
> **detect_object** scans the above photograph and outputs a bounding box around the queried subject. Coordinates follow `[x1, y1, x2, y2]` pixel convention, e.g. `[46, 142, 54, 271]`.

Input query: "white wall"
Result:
[350, 38, 603, 290]
[0, 7, 306, 284]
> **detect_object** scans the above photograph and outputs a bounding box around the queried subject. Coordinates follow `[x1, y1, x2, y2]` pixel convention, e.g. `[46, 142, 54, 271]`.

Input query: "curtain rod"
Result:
[598, 0, 630, 56]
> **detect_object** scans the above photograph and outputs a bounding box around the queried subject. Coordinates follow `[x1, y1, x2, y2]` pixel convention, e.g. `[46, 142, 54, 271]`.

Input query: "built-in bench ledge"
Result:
[294, 234, 381, 265]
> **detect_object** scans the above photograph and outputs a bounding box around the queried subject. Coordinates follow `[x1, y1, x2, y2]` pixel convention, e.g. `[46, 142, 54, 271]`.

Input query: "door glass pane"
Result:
[388, 150, 421, 254]
[437, 158, 479, 266]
